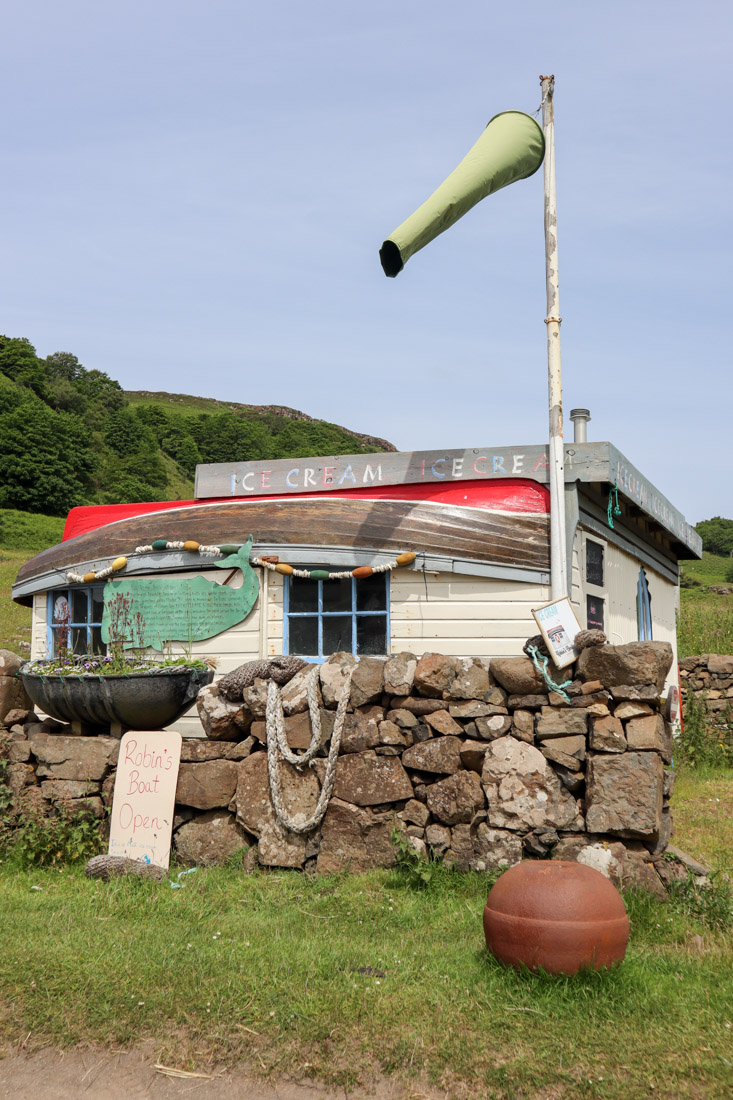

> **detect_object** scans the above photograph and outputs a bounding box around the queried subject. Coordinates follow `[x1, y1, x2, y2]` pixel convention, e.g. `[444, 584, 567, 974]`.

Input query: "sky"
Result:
[1, 1, 730, 525]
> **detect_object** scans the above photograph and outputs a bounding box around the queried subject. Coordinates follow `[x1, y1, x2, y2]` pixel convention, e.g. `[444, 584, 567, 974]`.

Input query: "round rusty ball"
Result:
[483, 860, 629, 975]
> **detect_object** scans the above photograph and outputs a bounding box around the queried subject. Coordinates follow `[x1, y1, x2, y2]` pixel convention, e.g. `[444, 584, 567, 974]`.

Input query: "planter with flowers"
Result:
[20, 592, 213, 734]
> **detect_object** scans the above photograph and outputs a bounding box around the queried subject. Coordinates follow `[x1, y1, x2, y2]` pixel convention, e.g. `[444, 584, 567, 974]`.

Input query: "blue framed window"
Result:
[284, 572, 389, 661]
[48, 587, 105, 657]
[637, 568, 653, 640]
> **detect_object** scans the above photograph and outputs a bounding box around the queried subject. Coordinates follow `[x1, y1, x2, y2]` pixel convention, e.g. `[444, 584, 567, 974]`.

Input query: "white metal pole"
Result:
[540, 74, 567, 599]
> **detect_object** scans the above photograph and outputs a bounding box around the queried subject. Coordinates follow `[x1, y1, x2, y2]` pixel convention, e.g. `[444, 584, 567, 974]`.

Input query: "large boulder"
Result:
[585, 751, 664, 838]
[29, 734, 119, 781]
[317, 799, 397, 873]
[490, 656, 564, 695]
[481, 735, 583, 832]
[175, 759, 239, 810]
[577, 642, 673, 693]
[196, 683, 252, 740]
[425, 770, 485, 825]
[232, 751, 320, 867]
[331, 751, 413, 805]
[413, 653, 460, 698]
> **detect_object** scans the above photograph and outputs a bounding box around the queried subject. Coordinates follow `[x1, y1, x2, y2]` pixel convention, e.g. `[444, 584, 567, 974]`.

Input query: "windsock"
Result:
[380, 111, 544, 277]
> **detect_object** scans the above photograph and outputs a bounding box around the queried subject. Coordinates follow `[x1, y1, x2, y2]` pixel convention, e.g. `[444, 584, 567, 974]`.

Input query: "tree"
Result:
[695, 517, 733, 557]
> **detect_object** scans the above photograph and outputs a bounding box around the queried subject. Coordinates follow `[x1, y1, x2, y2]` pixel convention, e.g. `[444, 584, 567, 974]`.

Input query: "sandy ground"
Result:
[0, 1044, 447, 1100]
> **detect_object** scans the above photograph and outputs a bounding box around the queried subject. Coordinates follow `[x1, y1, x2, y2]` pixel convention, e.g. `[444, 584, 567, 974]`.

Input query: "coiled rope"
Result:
[265, 664, 354, 834]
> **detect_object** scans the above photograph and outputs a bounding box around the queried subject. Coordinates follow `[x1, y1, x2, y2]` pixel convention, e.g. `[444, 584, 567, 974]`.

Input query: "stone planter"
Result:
[20, 663, 214, 733]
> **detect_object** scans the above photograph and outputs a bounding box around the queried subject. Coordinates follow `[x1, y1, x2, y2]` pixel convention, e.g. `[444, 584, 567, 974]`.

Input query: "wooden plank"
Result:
[394, 602, 545, 621]
[392, 620, 536, 640]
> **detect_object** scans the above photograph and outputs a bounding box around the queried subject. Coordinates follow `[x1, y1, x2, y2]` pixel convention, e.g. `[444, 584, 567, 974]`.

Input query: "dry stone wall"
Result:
[1, 643, 681, 894]
[679, 654, 733, 744]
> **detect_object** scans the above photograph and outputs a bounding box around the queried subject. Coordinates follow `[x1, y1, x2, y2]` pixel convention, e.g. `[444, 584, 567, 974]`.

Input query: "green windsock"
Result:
[380, 111, 544, 277]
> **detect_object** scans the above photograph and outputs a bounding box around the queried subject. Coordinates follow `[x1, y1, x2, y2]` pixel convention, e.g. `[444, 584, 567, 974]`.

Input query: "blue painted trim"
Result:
[283, 574, 390, 660]
[46, 585, 104, 656]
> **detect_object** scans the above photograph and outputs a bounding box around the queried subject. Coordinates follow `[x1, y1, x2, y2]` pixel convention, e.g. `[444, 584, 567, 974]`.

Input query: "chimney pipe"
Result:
[569, 408, 591, 444]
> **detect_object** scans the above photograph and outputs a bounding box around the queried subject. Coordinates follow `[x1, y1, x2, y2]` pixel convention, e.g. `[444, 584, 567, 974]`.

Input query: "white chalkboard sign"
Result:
[108, 730, 182, 870]
[531, 597, 583, 669]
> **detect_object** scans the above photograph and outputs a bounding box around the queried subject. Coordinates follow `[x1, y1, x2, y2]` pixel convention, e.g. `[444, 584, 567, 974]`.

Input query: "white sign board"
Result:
[532, 597, 583, 670]
[109, 730, 182, 870]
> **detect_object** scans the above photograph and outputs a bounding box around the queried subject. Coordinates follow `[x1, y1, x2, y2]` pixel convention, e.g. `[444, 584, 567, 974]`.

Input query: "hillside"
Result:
[0, 334, 396, 517]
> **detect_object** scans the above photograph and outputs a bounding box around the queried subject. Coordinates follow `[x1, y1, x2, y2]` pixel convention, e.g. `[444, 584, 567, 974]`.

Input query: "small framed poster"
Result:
[531, 597, 583, 669]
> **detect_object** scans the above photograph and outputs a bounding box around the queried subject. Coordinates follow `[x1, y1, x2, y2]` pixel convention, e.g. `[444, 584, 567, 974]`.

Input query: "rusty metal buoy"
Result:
[483, 861, 629, 975]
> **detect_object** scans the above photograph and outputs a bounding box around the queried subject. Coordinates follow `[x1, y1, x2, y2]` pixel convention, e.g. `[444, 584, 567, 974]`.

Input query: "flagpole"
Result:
[540, 74, 567, 600]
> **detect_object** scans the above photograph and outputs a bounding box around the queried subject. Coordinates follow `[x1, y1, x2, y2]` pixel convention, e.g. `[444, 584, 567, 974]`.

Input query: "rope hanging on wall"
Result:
[63, 539, 417, 585]
[607, 482, 622, 530]
[525, 643, 574, 703]
[265, 664, 354, 834]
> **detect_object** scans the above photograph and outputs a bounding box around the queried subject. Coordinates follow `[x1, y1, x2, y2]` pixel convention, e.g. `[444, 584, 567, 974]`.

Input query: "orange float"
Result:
[483, 861, 629, 975]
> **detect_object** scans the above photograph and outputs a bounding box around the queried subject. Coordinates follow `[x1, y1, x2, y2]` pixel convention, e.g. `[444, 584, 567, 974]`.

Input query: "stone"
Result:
[613, 701, 654, 721]
[553, 764, 585, 793]
[383, 651, 417, 696]
[446, 658, 491, 701]
[377, 720, 411, 747]
[481, 736, 584, 832]
[317, 799, 398, 873]
[449, 700, 505, 718]
[424, 709, 463, 736]
[589, 715, 626, 753]
[585, 752, 664, 838]
[3, 708, 32, 726]
[251, 708, 335, 751]
[407, 836, 428, 860]
[29, 734, 119, 781]
[608, 684, 660, 703]
[425, 770, 485, 825]
[400, 798, 431, 828]
[569, 692, 611, 709]
[536, 709, 588, 737]
[577, 641, 673, 693]
[337, 706, 383, 753]
[242, 678, 269, 718]
[646, 808, 673, 855]
[39, 779, 101, 800]
[413, 653, 460, 698]
[584, 703, 611, 719]
[625, 714, 673, 762]
[174, 810, 250, 866]
[281, 666, 320, 716]
[196, 683, 252, 740]
[708, 654, 733, 675]
[389, 697, 448, 716]
[6, 762, 35, 803]
[350, 657, 385, 707]
[459, 739, 490, 773]
[665, 845, 710, 877]
[176, 759, 239, 810]
[580, 680, 604, 695]
[180, 739, 238, 762]
[224, 737, 256, 761]
[522, 828, 559, 857]
[425, 823, 451, 854]
[511, 709, 535, 743]
[0, 672, 31, 723]
[621, 851, 667, 898]
[539, 735, 586, 771]
[490, 656, 563, 695]
[0, 650, 24, 676]
[7, 741, 31, 763]
[507, 694, 548, 710]
[474, 715, 513, 740]
[402, 736, 462, 775]
[386, 708, 419, 728]
[663, 768, 676, 801]
[318, 652, 358, 707]
[232, 752, 317, 867]
[332, 750, 413, 805]
[444, 823, 522, 873]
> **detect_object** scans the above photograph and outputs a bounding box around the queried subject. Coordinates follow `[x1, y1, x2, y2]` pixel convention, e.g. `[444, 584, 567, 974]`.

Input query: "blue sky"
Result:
[1, 1, 730, 525]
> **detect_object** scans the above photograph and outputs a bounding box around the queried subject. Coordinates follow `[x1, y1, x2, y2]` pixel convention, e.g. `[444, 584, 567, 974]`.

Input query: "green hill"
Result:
[0, 335, 396, 517]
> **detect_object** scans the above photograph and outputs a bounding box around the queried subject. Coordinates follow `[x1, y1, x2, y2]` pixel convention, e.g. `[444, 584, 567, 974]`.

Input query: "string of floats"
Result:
[65, 539, 417, 585]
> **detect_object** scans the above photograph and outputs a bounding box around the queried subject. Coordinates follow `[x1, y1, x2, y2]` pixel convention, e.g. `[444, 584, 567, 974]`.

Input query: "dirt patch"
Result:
[0, 1042, 446, 1100]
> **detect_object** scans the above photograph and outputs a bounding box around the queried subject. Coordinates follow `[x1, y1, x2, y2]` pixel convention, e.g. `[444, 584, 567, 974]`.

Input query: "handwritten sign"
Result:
[532, 597, 583, 669]
[108, 730, 182, 869]
[102, 541, 259, 649]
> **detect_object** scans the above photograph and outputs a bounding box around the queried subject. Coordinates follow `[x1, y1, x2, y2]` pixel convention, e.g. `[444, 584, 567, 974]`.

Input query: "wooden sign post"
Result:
[109, 730, 182, 870]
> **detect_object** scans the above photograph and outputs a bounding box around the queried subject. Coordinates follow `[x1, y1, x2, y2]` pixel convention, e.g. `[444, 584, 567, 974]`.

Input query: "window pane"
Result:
[289, 578, 318, 613]
[92, 591, 105, 624]
[91, 626, 105, 654]
[586, 541, 604, 586]
[356, 574, 386, 611]
[357, 616, 387, 656]
[71, 627, 88, 654]
[322, 578, 352, 612]
[586, 594, 604, 631]
[323, 616, 352, 655]
[52, 592, 71, 624]
[72, 590, 89, 623]
[289, 616, 319, 656]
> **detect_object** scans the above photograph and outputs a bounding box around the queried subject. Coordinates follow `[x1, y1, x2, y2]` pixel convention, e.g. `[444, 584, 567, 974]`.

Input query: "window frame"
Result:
[582, 532, 607, 631]
[47, 585, 106, 657]
[283, 572, 390, 662]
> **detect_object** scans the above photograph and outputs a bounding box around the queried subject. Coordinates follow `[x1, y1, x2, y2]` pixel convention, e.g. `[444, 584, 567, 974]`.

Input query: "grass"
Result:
[0, 768, 731, 1099]
[0, 509, 65, 654]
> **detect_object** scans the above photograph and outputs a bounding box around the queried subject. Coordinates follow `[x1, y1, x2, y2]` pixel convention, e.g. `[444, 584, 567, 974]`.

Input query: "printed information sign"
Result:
[108, 730, 182, 870]
[531, 597, 583, 669]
